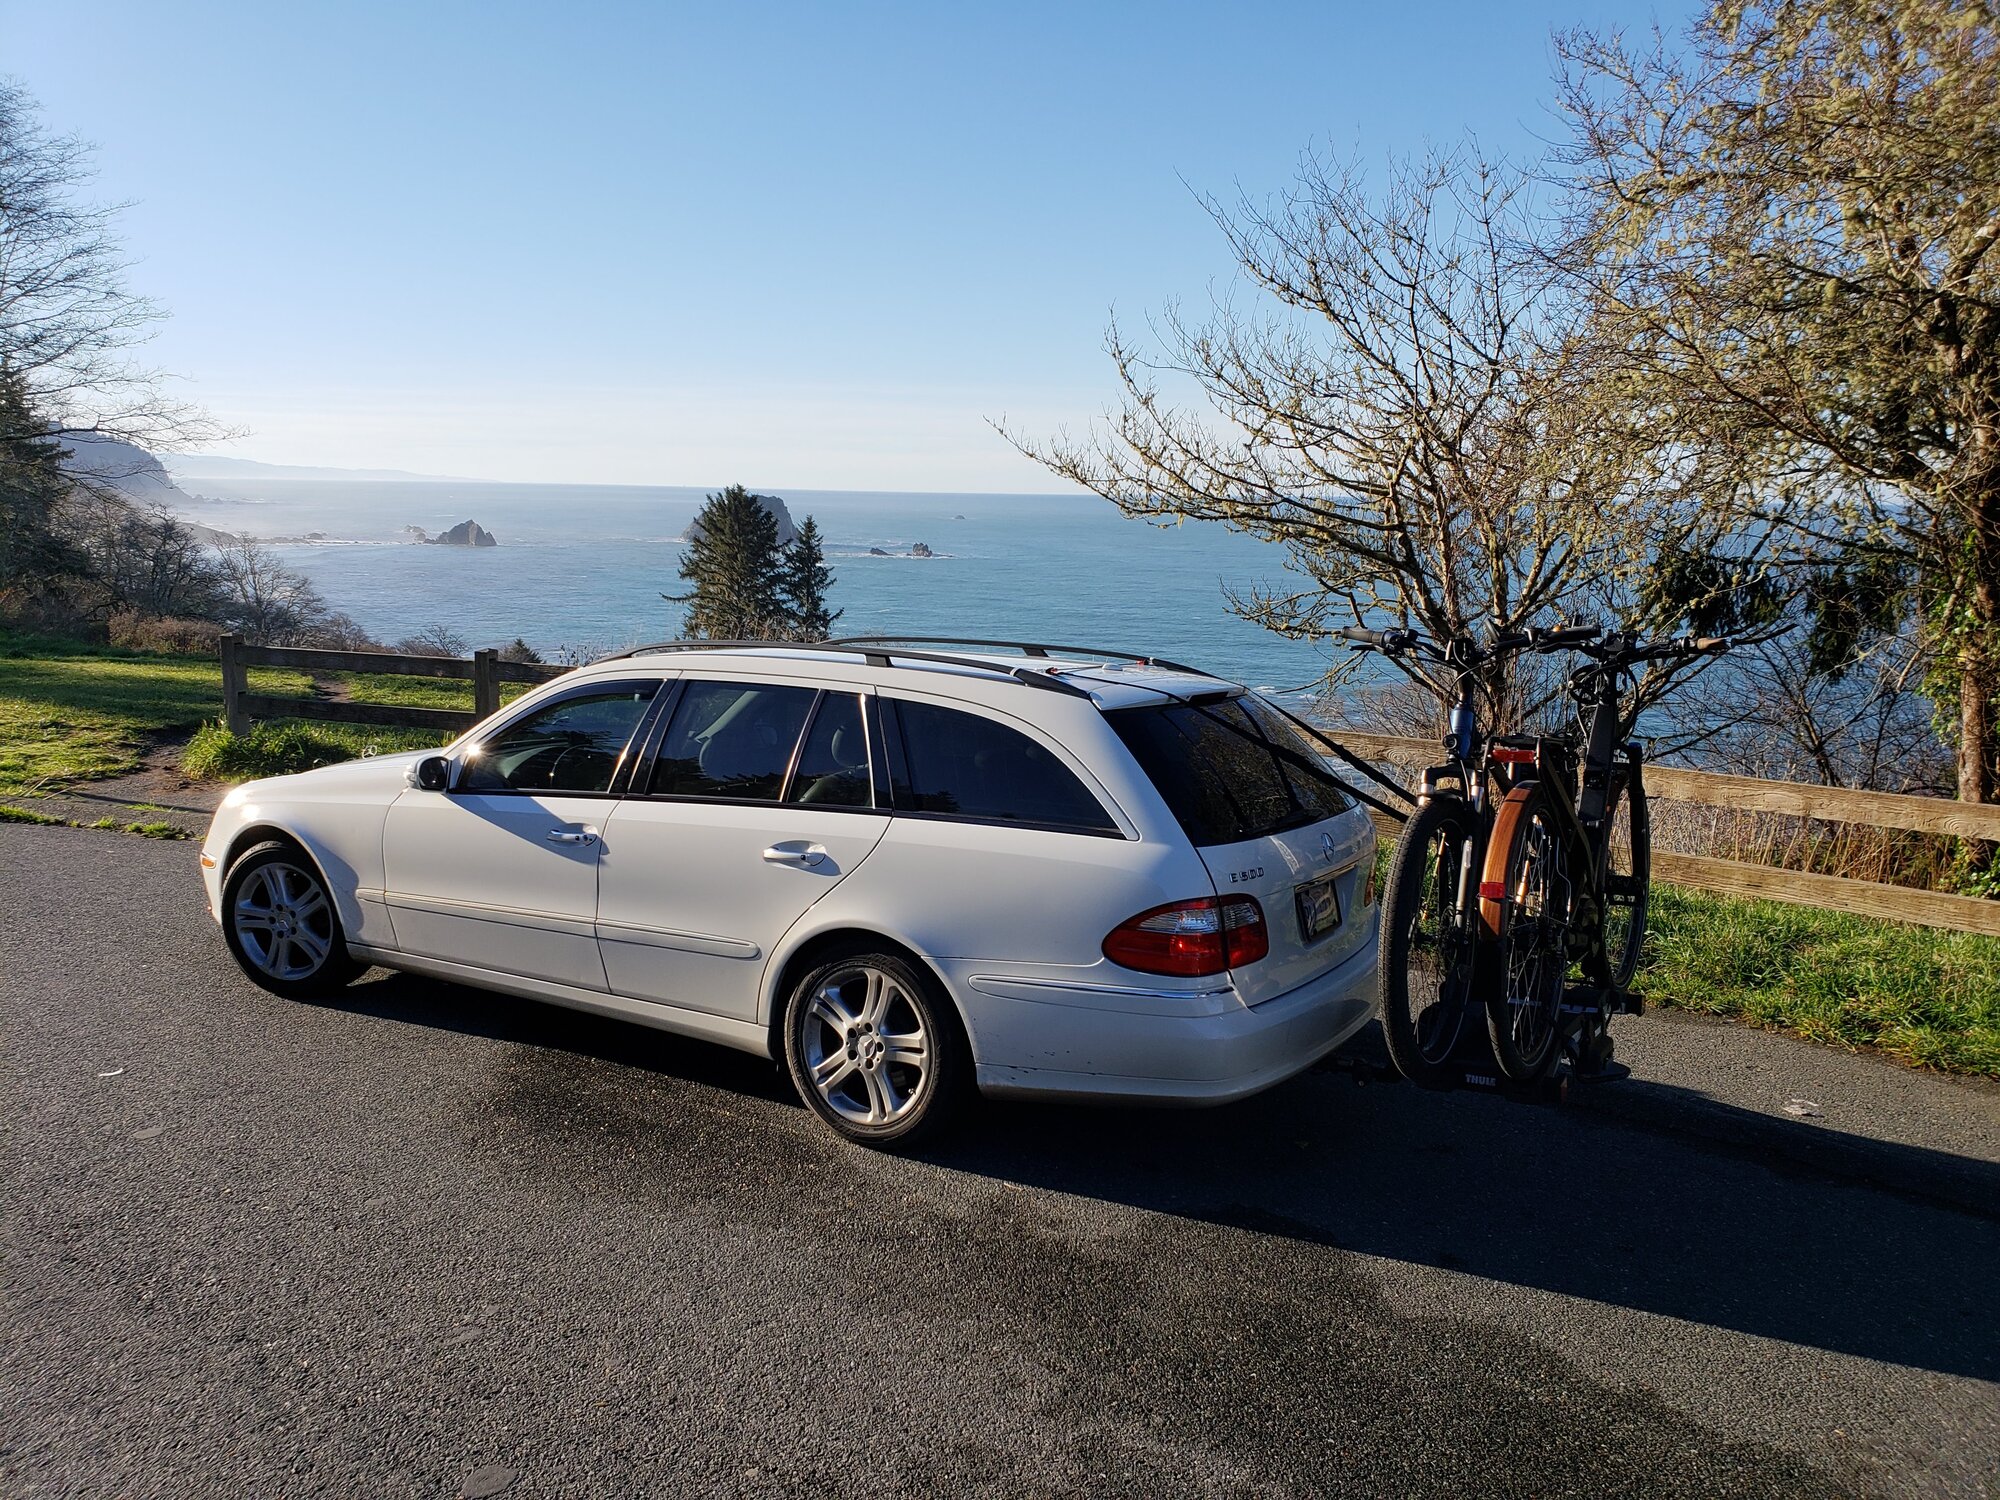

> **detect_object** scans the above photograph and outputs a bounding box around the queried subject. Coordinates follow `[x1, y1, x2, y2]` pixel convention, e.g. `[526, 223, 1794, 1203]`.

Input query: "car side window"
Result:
[786, 693, 872, 807]
[458, 687, 657, 795]
[650, 680, 817, 801]
[890, 699, 1117, 834]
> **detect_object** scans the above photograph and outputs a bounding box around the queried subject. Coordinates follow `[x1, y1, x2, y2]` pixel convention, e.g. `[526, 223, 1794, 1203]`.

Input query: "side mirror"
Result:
[410, 755, 453, 792]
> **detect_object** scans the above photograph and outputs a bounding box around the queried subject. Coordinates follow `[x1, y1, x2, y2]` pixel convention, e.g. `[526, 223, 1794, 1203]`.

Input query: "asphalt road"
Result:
[4, 824, 1996, 1499]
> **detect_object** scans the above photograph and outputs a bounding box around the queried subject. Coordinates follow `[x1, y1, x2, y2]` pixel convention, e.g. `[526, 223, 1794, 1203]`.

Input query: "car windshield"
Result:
[1107, 693, 1352, 846]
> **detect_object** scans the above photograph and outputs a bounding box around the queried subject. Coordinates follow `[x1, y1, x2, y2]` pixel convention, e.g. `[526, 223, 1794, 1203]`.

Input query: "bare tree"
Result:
[215, 539, 333, 645]
[0, 80, 210, 449]
[1556, 1, 2000, 807]
[1008, 150, 1723, 729]
[396, 624, 470, 657]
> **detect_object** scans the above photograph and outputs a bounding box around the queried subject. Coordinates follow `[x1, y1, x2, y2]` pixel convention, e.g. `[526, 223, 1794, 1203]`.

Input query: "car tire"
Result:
[221, 840, 365, 999]
[781, 946, 967, 1148]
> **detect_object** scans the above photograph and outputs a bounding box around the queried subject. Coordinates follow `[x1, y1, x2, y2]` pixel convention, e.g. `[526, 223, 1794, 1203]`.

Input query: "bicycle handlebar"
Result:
[1338, 625, 1418, 652]
[1534, 624, 1604, 647]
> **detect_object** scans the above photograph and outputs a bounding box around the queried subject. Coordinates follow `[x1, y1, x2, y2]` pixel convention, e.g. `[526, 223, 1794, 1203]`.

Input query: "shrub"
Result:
[183, 721, 366, 780]
[106, 611, 225, 655]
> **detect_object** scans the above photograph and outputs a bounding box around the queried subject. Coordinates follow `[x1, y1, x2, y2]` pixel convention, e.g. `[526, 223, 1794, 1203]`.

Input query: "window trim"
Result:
[779, 689, 877, 810]
[879, 694, 1127, 840]
[451, 677, 667, 800]
[626, 677, 872, 811]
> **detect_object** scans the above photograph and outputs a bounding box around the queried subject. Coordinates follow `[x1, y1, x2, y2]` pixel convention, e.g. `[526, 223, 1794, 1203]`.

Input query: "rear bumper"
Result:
[956, 927, 1379, 1105]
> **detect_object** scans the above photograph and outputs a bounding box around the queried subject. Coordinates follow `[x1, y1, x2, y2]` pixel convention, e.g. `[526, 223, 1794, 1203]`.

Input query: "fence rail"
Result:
[1325, 730, 2000, 938]
[219, 634, 566, 737]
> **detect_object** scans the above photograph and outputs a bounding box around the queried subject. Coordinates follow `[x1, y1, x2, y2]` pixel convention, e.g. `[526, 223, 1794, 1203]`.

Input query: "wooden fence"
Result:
[218, 634, 567, 738]
[1329, 730, 2000, 938]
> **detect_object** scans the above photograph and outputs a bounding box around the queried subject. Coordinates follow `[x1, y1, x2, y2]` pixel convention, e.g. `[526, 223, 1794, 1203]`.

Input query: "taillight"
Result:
[1102, 895, 1269, 977]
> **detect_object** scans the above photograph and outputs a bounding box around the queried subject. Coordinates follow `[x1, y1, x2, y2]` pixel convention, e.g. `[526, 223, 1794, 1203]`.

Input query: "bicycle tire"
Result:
[1378, 795, 1484, 1089]
[1479, 782, 1571, 1082]
[1590, 765, 1651, 990]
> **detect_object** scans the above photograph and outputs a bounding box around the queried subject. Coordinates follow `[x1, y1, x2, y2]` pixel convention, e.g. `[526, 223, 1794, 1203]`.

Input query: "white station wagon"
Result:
[199, 638, 1380, 1145]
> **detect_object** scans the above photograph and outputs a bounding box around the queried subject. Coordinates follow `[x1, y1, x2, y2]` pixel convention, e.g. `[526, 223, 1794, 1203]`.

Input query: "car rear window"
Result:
[889, 699, 1118, 835]
[1109, 694, 1352, 846]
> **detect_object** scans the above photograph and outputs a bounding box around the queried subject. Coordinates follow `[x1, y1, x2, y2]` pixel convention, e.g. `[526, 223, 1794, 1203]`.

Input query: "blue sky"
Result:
[5, 1, 1692, 490]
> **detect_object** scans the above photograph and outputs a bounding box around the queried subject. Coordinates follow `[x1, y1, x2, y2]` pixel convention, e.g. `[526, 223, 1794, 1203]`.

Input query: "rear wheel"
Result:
[782, 947, 966, 1148]
[1480, 784, 1571, 1082]
[221, 841, 364, 999]
[1591, 767, 1651, 990]
[1378, 796, 1483, 1089]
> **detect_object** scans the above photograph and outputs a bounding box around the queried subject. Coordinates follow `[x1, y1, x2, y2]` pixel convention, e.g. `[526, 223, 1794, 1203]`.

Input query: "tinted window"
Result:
[1109, 694, 1352, 846]
[650, 680, 816, 800]
[459, 687, 655, 794]
[788, 693, 872, 807]
[891, 699, 1116, 834]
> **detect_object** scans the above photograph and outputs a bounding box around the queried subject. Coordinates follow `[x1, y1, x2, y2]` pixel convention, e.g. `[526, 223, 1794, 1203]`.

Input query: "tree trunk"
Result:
[1956, 452, 2000, 813]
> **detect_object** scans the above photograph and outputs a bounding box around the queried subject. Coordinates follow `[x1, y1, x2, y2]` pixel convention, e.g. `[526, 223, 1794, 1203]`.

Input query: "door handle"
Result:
[547, 828, 599, 846]
[762, 842, 827, 867]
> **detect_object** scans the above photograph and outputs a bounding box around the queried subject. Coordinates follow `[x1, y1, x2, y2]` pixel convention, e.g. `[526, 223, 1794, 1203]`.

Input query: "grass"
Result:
[0, 640, 310, 793]
[181, 719, 447, 781]
[1639, 884, 2000, 1078]
[0, 632, 521, 792]
[1, 802, 187, 839]
[0, 804, 65, 826]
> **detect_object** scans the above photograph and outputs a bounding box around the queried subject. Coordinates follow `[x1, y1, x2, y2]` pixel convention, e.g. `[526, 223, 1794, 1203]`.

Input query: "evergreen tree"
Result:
[669, 484, 784, 639]
[0, 366, 87, 606]
[778, 515, 841, 641]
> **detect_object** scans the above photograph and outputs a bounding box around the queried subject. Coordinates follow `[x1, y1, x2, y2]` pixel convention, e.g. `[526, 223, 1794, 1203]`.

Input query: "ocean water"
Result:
[175, 478, 1346, 695]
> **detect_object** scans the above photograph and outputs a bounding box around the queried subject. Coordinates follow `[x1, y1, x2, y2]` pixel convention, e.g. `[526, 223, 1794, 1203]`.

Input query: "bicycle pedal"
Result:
[1619, 991, 1646, 1016]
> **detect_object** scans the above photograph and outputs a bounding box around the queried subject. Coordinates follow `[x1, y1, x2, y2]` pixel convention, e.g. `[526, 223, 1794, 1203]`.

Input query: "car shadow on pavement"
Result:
[312, 968, 799, 1106]
[935, 1068, 2000, 1386]
[320, 970, 1996, 1385]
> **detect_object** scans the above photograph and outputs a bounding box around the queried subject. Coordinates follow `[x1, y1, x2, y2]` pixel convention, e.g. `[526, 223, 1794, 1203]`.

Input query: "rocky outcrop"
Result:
[56, 432, 199, 508]
[685, 492, 798, 549]
[426, 519, 498, 547]
[910, 541, 934, 558]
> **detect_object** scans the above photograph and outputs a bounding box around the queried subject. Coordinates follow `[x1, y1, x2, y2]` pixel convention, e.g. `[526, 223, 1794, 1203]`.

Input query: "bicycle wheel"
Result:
[1479, 783, 1571, 1082]
[1591, 765, 1651, 990]
[1378, 795, 1482, 1089]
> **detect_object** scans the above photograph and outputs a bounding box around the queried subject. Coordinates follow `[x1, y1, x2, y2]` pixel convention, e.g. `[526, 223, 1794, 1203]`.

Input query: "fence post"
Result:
[219, 632, 251, 735]
[472, 648, 500, 721]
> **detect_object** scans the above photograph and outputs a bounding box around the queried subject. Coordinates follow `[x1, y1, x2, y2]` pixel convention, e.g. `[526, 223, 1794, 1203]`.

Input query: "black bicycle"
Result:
[1474, 630, 1727, 1082]
[1339, 623, 1593, 1088]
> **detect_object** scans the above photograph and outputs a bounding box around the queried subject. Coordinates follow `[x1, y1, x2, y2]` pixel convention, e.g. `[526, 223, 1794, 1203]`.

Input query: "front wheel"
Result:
[1590, 765, 1651, 990]
[221, 841, 365, 999]
[781, 948, 967, 1148]
[1479, 784, 1572, 1082]
[1378, 796, 1484, 1089]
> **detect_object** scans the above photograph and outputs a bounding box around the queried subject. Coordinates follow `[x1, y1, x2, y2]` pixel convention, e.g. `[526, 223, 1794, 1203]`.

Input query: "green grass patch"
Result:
[0, 641, 309, 793]
[1639, 884, 2000, 1077]
[181, 719, 446, 782]
[0, 804, 65, 826]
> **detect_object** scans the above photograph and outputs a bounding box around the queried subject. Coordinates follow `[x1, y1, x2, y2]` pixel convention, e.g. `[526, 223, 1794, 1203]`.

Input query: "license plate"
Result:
[1295, 872, 1343, 943]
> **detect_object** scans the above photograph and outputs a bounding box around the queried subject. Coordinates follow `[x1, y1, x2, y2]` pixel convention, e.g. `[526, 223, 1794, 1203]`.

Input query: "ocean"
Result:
[172, 478, 1347, 696]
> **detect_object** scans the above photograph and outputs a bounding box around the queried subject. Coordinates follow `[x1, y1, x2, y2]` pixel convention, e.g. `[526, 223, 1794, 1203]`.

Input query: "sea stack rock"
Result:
[430, 519, 498, 547]
[910, 541, 934, 558]
[685, 493, 798, 549]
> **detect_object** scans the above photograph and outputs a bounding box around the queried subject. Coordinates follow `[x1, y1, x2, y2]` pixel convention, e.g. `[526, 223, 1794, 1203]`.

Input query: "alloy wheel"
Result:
[231, 861, 336, 983]
[799, 964, 932, 1127]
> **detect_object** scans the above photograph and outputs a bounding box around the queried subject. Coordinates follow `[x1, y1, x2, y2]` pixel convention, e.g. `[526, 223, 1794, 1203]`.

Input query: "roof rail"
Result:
[830, 635, 1218, 678]
[588, 638, 1095, 697]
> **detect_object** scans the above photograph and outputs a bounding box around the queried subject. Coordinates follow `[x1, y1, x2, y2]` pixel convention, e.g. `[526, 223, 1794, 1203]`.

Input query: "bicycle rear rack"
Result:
[1318, 981, 1643, 1105]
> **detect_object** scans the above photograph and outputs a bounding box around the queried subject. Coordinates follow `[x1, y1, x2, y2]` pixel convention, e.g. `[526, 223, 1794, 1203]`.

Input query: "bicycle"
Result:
[1337, 622, 1601, 1090]
[1475, 630, 1728, 1082]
